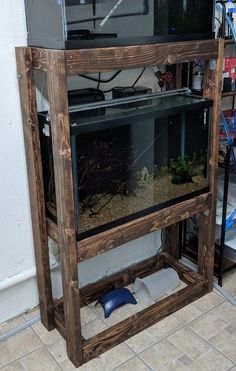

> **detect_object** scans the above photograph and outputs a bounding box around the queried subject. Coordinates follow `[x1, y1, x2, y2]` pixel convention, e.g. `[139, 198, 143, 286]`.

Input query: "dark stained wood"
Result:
[47, 193, 211, 260]
[55, 308, 66, 340]
[47, 217, 58, 242]
[46, 50, 83, 367]
[164, 223, 180, 259]
[175, 64, 183, 89]
[222, 91, 236, 98]
[83, 280, 208, 362]
[15, 47, 55, 331]
[17, 38, 223, 368]
[200, 39, 224, 291]
[32, 48, 47, 71]
[53, 254, 208, 363]
[77, 193, 211, 262]
[161, 252, 204, 284]
[31, 40, 218, 75]
[182, 239, 236, 275]
[224, 39, 234, 46]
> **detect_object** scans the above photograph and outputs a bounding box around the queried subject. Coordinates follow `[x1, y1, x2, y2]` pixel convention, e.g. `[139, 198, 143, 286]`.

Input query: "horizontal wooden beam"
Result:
[47, 217, 58, 242]
[47, 193, 211, 262]
[77, 193, 211, 262]
[83, 279, 208, 362]
[54, 253, 208, 363]
[31, 40, 218, 75]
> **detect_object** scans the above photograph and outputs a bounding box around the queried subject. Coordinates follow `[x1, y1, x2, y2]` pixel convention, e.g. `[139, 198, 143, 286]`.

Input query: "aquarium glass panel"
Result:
[64, 0, 213, 42]
[24, 0, 214, 49]
[70, 94, 211, 239]
[39, 93, 212, 240]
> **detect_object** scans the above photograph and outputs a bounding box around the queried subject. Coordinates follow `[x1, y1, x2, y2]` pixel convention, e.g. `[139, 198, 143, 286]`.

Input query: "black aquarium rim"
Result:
[64, 32, 215, 50]
[76, 187, 209, 241]
[70, 98, 213, 135]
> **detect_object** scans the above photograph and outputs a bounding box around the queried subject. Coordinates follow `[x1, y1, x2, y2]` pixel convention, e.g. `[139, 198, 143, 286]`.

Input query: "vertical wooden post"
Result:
[175, 64, 183, 89]
[164, 223, 180, 259]
[15, 47, 55, 330]
[46, 50, 83, 367]
[198, 39, 224, 291]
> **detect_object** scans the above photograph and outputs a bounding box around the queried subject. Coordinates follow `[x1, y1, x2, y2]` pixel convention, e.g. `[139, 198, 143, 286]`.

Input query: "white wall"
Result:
[0, 1, 162, 324]
[0, 0, 39, 322]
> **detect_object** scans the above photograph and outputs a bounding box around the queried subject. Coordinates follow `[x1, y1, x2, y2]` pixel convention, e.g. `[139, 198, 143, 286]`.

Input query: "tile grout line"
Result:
[136, 354, 157, 371]
[30, 326, 64, 371]
[186, 323, 236, 367]
[0, 344, 42, 370]
[0, 293, 230, 370]
[125, 320, 188, 357]
[172, 294, 227, 328]
[111, 353, 153, 371]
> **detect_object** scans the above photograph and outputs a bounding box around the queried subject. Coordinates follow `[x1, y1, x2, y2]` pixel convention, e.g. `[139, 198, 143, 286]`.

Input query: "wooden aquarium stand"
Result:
[16, 39, 224, 367]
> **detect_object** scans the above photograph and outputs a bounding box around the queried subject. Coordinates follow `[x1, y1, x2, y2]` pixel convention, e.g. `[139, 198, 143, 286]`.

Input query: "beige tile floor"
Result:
[0, 268, 236, 371]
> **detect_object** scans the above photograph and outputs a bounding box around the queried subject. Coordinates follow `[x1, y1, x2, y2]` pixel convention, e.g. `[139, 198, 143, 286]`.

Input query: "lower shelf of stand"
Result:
[183, 240, 236, 275]
[54, 252, 208, 363]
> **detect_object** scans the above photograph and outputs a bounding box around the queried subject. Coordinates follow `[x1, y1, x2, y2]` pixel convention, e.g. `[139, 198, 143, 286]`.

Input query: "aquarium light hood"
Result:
[68, 88, 192, 113]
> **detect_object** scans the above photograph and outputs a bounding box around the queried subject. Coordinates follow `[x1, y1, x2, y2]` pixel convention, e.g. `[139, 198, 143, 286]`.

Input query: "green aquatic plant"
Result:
[152, 164, 160, 179]
[137, 167, 153, 187]
[170, 157, 195, 185]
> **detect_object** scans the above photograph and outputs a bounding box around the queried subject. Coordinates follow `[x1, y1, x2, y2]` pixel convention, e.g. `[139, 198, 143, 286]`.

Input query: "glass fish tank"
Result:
[39, 90, 212, 240]
[25, 0, 214, 49]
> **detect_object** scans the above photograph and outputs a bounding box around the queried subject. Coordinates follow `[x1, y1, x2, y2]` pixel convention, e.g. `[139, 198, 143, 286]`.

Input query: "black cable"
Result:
[215, 16, 222, 25]
[97, 72, 101, 90]
[102, 68, 146, 93]
[131, 67, 146, 87]
[79, 70, 122, 83]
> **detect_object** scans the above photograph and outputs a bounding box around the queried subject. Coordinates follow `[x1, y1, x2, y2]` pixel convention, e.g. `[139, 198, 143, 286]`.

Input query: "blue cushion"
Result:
[97, 288, 137, 318]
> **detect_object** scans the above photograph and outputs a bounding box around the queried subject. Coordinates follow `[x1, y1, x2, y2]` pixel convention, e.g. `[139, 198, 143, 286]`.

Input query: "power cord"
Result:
[102, 68, 146, 93]
[78, 70, 122, 83]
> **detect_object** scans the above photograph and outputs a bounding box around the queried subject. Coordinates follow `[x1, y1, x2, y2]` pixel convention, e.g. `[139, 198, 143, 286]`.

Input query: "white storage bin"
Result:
[134, 268, 180, 306]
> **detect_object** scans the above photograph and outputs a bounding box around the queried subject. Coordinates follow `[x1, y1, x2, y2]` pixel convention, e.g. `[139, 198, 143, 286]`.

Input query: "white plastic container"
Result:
[134, 268, 180, 306]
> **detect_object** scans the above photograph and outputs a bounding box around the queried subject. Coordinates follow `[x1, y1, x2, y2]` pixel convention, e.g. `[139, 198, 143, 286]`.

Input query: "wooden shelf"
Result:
[15, 38, 224, 368]
[222, 91, 236, 98]
[54, 253, 208, 362]
[32, 39, 219, 75]
[224, 39, 235, 46]
[183, 240, 236, 275]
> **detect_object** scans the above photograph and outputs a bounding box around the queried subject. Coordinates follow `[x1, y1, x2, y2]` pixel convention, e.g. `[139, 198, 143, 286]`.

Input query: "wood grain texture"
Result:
[31, 40, 218, 75]
[161, 252, 204, 284]
[46, 50, 83, 367]
[15, 47, 55, 330]
[77, 193, 211, 262]
[164, 223, 180, 259]
[199, 39, 224, 291]
[47, 217, 58, 242]
[18, 39, 222, 367]
[53, 254, 208, 364]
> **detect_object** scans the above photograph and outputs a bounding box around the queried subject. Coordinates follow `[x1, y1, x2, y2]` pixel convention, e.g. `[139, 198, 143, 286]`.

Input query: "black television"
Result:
[25, 0, 215, 49]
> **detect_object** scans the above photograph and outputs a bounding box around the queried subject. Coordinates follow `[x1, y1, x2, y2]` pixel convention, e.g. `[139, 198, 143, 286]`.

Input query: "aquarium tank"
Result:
[39, 91, 212, 240]
[24, 0, 214, 49]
